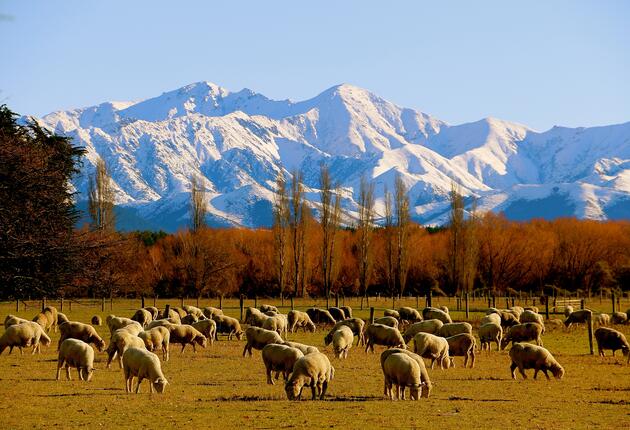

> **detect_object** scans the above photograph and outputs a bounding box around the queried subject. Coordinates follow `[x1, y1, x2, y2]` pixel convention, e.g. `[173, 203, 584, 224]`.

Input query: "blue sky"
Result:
[1, 0, 629, 130]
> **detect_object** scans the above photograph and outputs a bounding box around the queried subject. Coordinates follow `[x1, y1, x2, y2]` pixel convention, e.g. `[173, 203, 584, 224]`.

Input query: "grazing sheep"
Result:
[287, 310, 316, 333]
[524, 306, 539, 313]
[283, 341, 319, 355]
[259, 304, 279, 314]
[611, 312, 628, 325]
[328, 307, 345, 322]
[146, 318, 180, 330]
[380, 349, 431, 398]
[325, 318, 365, 346]
[122, 347, 168, 393]
[202, 306, 223, 319]
[56, 339, 95, 381]
[547, 319, 565, 329]
[107, 316, 143, 334]
[33, 305, 58, 332]
[594, 327, 630, 362]
[131, 309, 153, 327]
[180, 314, 199, 325]
[91, 315, 102, 326]
[564, 305, 574, 317]
[264, 310, 278, 317]
[501, 323, 544, 350]
[171, 307, 187, 318]
[438, 322, 473, 338]
[156, 309, 181, 323]
[509, 343, 564, 380]
[364, 324, 406, 353]
[412, 332, 450, 369]
[139, 326, 170, 361]
[245, 307, 270, 327]
[143, 306, 159, 319]
[262, 344, 304, 384]
[479, 323, 503, 351]
[384, 309, 401, 320]
[439, 305, 449, 314]
[500, 311, 520, 328]
[340, 306, 353, 319]
[520, 310, 545, 328]
[398, 307, 422, 324]
[243, 327, 283, 357]
[485, 307, 501, 315]
[106, 329, 147, 369]
[480, 313, 501, 326]
[4, 314, 29, 329]
[305, 308, 336, 326]
[422, 307, 452, 324]
[403, 319, 444, 343]
[0, 323, 36, 355]
[192, 319, 217, 345]
[284, 352, 334, 400]
[19, 321, 51, 354]
[58, 321, 106, 352]
[57, 312, 69, 325]
[595, 314, 611, 326]
[445, 333, 476, 368]
[510, 306, 524, 318]
[373, 316, 399, 329]
[331, 326, 354, 359]
[564, 309, 593, 328]
[182, 305, 204, 318]
[212, 315, 243, 340]
[168, 325, 207, 353]
[382, 352, 424, 400]
[262, 314, 288, 339]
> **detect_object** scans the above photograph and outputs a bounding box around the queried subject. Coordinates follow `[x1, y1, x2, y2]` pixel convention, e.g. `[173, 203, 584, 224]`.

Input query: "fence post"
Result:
[487, 296, 491, 308]
[42, 297, 46, 311]
[335, 293, 339, 308]
[164, 304, 170, 319]
[239, 295, 244, 322]
[587, 314, 594, 355]
[60, 298, 64, 312]
[465, 293, 469, 320]
[254, 295, 257, 309]
[141, 295, 145, 308]
[416, 295, 419, 310]
[612, 292, 616, 314]
[291, 296, 294, 310]
[101, 297, 105, 312]
[545, 296, 549, 320]
[426, 292, 432, 308]
[219, 295, 223, 310]
[369, 307, 375, 324]
[69, 300, 72, 311]
[16, 299, 19, 312]
[153, 296, 157, 307]
[581, 299, 585, 310]
[110, 297, 113, 310]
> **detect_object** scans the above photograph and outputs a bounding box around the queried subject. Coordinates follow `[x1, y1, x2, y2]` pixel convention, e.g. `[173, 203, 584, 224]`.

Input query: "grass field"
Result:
[1, 297, 629, 429]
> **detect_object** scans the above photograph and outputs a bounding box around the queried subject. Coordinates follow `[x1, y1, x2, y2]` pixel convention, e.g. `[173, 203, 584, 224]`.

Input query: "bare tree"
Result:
[88, 158, 116, 232]
[384, 185, 395, 297]
[447, 181, 478, 293]
[190, 174, 207, 232]
[357, 175, 375, 303]
[289, 169, 306, 296]
[273, 172, 290, 300]
[320, 164, 342, 304]
[394, 174, 410, 298]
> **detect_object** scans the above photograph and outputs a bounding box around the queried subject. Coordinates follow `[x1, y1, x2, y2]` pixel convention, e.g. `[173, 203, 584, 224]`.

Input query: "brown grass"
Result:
[1, 298, 629, 429]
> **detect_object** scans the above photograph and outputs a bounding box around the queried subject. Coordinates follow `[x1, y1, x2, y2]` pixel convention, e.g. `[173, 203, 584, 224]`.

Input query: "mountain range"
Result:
[33, 81, 630, 230]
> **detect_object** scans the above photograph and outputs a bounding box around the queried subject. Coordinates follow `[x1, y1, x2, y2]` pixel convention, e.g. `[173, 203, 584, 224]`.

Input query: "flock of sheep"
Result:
[1, 301, 629, 400]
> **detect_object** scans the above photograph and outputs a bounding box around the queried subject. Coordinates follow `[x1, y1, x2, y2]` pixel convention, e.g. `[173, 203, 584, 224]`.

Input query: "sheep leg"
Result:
[310, 383, 317, 400]
[510, 362, 518, 379]
[192, 343, 197, 353]
[66, 366, 71, 381]
[543, 369, 550, 380]
[464, 354, 468, 368]
[518, 365, 527, 379]
[118, 354, 123, 369]
[180, 344, 186, 353]
[533, 368, 539, 379]
[265, 367, 273, 385]
[135, 377, 142, 393]
[106, 351, 114, 369]
[319, 381, 328, 400]
[56, 360, 64, 381]
[470, 350, 476, 368]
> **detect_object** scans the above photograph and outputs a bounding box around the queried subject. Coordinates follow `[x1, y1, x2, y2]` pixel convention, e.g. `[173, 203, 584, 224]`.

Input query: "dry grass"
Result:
[1, 298, 629, 430]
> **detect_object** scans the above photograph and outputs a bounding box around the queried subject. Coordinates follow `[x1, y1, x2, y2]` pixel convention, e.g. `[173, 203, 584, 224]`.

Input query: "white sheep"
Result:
[422, 307, 452, 324]
[168, 325, 207, 353]
[139, 326, 170, 361]
[380, 348, 432, 398]
[287, 310, 316, 333]
[192, 319, 217, 345]
[478, 322, 503, 351]
[324, 318, 365, 346]
[331, 326, 353, 359]
[480, 313, 501, 326]
[382, 352, 424, 400]
[373, 316, 399, 329]
[106, 328, 147, 369]
[438, 322, 473, 338]
[202, 306, 223, 319]
[56, 339, 95, 381]
[131, 309, 153, 327]
[501, 323, 544, 350]
[285, 352, 334, 400]
[445, 333, 476, 368]
[261, 344, 304, 384]
[412, 332, 450, 369]
[262, 314, 288, 339]
[58, 321, 106, 352]
[122, 347, 168, 393]
[0, 323, 36, 354]
[594, 327, 630, 362]
[107, 315, 143, 334]
[21, 321, 51, 354]
[364, 324, 406, 353]
[282, 341, 319, 355]
[402, 319, 444, 343]
[4, 314, 29, 329]
[212, 315, 243, 340]
[243, 327, 283, 357]
[509, 343, 564, 380]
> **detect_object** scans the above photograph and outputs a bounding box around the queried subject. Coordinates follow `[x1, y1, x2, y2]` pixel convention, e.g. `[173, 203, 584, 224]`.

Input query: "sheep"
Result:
[384, 309, 401, 320]
[564, 305, 574, 317]
[0, 323, 36, 355]
[243, 327, 284, 357]
[122, 347, 168, 393]
[325, 318, 365, 346]
[398, 307, 422, 324]
[364, 323, 406, 353]
[380, 348, 431, 398]
[106, 328, 147, 369]
[91, 315, 102, 326]
[156, 308, 181, 323]
[131, 309, 153, 327]
[192, 319, 217, 345]
[594, 327, 630, 362]
[330, 326, 353, 359]
[202, 306, 223, 319]
[564, 309, 593, 328]
[611, 312, 628, 325]
[283, 341, 319, 355]
[373, 316, 399, 329]
[32, 310, 55, 333]
[500, 311, 520, 328]
[438, 322, 473, 338]
[524, 306, 539, 313]
[146, 318, 180, 330]
[182, 305, 204, 319]
[180, 314, 199, 325]
[284, 352, 334, 400]
[139, 326, 171, 361]
[305, 308, 336, 326]
[445, 333, 476, 368]
[422, 307, 452, 324]
[171, 307, 187, 318]
[501, 323, 544, 350]
[57, 312, 69, 325]
[259, 304, 279, 314]
[20, 321, 51, 354]
[287, 310, 316, 333]
[595, 313, 611, 326]
[480, 313, 501, 326]
[245, 307, 270, 327]
[143, 306, 159, 319]
[328, 307, 345, 322]
[485, 307, 501, 315]
[402, 319, 444, 343]
[4, 314, 29, 329]
[509, 343, 564, 380]
[168, 325, 207, 353]
[58, 321, 106, 352]
[340, 306, 353, 319]
[510, 306, 524, 318]
[479, 322, 503, 351]
[547, 319, 565, 329]
[520, 310, 545, 328]
[412, 332, 450, 369]
[382, 352, 425, 400]
[56, 339, 95, 381]
[262, 314, 288, 339]
[439, 305, 449, 314]
[262, 344, 304, 384]
[107, 316, 143, 334]
[212, 315, 243, 340]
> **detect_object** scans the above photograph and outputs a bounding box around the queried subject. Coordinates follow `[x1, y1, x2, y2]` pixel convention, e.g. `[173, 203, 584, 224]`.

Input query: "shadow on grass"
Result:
[213, 394, 383, 402]
[447, 396, 517, 402]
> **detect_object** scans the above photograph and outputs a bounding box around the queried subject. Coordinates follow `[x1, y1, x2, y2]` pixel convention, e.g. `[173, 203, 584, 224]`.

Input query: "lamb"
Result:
[364, 323, 406, 353]
[382, 352, 425, 400]
[202, 306, 223, 319]
[106, 328, 147, 369]
[259, 304, 279, 314]
[398, 307, 422, 324]
[564, 305, 574, 317]
[245, 307, 269, 327]
[180, 314, 199, 325]
[325, 318, 365, 346]
[284, 352, 334, 400]
[122, 347, 168, 393]
[328, 307, 345, 322]
[438, 322, 473, 338]
[56, 339, 95, 381]
[611, 312, 628, 325]
[107, 315, 143, 334]
[282, 341, 319, 355]
[262, 314, 288, 339]
[331, 326, 353, 359]
[478, 322, 503, 351]
[380, 348, 431, 398]
[58, 321, 106, 351]
[422, 307, 452, 324]
[594, 327, 630, 362]
[373, 316, 399, 329]
[243, 327, 284, 357]
[564, 309, 593, 328]
[402, 319, 444, 343]
[0, 323, 36, 354]
[595, 313, 611, 326]
[384, 309, 401, 320]
[287, 310, 316, 333]
[445, 333, 476, 368]
[131, 309, 153, 327]
[212, 315, 243, 340]
[191, 319, 217, 345]
[139, 326, 170, 361]
[509, 342, 564, 380]
[262, 344, 304, 384]
[143, 306, 159, 319]
[412, 332, 450, 369]
[480, 313, 501, 326]
[501, 323, 544, 350]
[305, 308, 336, 326]
[91, 315, 102, 326]
[340, 306, 353, 319]
[168, 325, 207, 353]
[4, 314, 29, 329]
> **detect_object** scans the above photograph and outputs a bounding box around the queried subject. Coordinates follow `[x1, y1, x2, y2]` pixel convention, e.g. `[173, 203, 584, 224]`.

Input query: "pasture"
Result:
[1, 297, 629, 429]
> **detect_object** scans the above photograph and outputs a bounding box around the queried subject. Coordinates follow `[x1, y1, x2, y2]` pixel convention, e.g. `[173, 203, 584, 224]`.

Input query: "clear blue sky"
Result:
[1, 0, 629, 131]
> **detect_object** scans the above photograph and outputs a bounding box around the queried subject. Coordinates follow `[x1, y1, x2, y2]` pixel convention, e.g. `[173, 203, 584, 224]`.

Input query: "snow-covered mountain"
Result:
[35, 81, 630, 230]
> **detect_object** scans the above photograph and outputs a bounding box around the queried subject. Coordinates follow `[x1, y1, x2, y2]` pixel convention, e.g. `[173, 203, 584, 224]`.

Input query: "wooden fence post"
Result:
[141, 295, 145, 308]
[416, 295, 419, 310]
[505, 297, 509, 309]
[465, 293, 469, 320]
[239, 295, 244, 322]
[110, 297, 113, 310]
[612, 292, 616, 314]
[254, 295, 257, 309]
[335, 294, 339, 308]
[153, 296, 157, 307]
[15, 299, 19, 313]
[60, 298, 64, 312]
[369, 307, 375, 324]
[581, 299, 585, 310]
[42, 297, 46, 311]
[164, 304, 170, 319]
[101, 297, 105, 312]
[290, 296, 294, 310]
[219, 295, 223, 310]
[545, 296, 549, 320]
[587, 314, 594, 355]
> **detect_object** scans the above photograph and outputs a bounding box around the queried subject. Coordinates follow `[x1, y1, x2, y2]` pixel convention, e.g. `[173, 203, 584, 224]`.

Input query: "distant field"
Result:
[1, 298, 629, 429]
